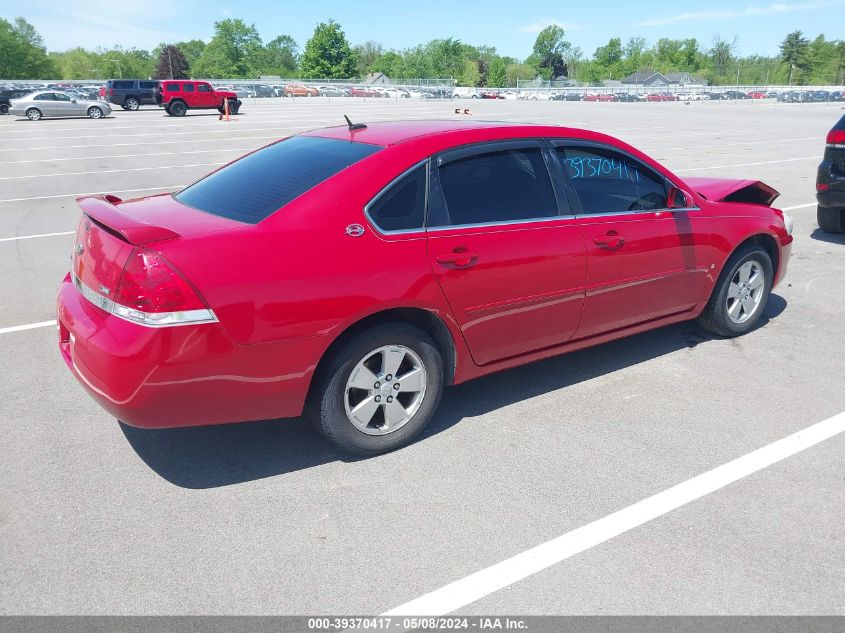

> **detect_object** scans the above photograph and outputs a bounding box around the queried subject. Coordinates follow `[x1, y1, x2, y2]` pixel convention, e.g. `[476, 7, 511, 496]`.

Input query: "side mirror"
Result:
[667, 187, 693, 209]
[71, 99, 77, 103]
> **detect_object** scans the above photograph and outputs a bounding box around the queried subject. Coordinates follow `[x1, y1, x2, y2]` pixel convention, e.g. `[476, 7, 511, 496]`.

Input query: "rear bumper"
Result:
[57, 274, 320, 429]
[817, 159, 845, 209]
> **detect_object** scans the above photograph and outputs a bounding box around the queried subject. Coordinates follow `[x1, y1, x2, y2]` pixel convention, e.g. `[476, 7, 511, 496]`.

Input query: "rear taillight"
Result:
[827, 130, 845, 145]
[111, 247, 216, 327]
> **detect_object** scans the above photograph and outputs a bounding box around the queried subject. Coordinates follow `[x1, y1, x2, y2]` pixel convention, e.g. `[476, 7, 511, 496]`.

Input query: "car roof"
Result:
[302, 119, 558, 147]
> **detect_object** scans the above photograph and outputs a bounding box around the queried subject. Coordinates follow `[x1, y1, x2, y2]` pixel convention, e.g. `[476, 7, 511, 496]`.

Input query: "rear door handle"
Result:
[436, 248, 478, 268]
[593, 233, 625, 250]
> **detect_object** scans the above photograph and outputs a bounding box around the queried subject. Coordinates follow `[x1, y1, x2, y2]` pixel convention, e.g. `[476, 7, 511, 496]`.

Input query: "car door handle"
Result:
[436, 248, 478, 267]
[593, 233, 625, 250]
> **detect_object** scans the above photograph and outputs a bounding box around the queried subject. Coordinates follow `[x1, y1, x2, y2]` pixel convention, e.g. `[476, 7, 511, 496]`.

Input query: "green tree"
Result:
[355, 40, 383, 76]
[457, 58, 481, 86]
[299, 20, 358, 78]
[532, 24, 572, 78]
[262, 35, 299, 76]
[0, 17, 55, 79]
[780, 30, 809, 84]
[193, 19, 263, 78]
[174, 39, 206, 71]
[487, 56, 507, 87]
[505, 62, 537, 85]
[709, 35, 737, 78]
[51, 47, 100, 79]
[594, 37, 623, 78]
[370, 50, 402, 77]
[154, 45, 189, 79]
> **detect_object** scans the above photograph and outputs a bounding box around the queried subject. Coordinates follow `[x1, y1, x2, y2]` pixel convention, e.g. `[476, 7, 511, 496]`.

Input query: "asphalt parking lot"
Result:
[1, 97, 843, 616]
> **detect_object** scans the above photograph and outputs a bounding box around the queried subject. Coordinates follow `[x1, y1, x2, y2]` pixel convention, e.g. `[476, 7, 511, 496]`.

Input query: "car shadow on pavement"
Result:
[122, 294, 787, 489]
[809, 228, 845, 245]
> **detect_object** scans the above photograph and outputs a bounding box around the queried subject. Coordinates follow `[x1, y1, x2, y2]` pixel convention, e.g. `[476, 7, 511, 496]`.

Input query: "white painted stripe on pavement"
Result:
[0, 320, 57, 334]
[676, 156, 819, 172]
[0, 162, 223, 181]
[382, 411, 845, 616]
[780, 203, 816, 211]
[0, 185, 184, 204]
[0, 231, 74, 242]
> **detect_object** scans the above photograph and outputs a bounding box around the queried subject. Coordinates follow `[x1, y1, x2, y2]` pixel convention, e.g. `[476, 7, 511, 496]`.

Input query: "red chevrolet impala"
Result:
[57, 120, 793, 454]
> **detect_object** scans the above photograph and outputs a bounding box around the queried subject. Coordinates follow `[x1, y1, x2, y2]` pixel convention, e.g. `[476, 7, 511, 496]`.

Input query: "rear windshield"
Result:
[175, 136, 382, 223]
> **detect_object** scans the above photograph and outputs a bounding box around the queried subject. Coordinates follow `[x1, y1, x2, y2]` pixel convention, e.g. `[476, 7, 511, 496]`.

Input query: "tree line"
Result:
[1, 16, 843, 86]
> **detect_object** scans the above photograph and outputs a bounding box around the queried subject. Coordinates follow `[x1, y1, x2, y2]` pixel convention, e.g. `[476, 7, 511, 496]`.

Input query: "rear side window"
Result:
[431, 147, 557, 227]
[556, 146, 667, 213]
[113, 81, 133, 90]
[182, 83, 195, 93]
[175, 136, 382, 223]
[34, 93, 55, 101]
[367, 165, 426, 232]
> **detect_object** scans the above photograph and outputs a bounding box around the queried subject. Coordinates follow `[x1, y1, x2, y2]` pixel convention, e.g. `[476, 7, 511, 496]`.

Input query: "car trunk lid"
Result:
[72, 193, 238, 301]
[683, 177, 780, 207]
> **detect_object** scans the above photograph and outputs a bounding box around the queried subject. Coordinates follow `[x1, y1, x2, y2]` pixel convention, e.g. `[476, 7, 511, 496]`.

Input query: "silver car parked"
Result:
[9, 91, 112, 121]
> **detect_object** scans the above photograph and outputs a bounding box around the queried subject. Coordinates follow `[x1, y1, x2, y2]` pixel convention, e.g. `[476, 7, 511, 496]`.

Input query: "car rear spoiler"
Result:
[76, 195, 180, 245]
[683, 178, 780, 207]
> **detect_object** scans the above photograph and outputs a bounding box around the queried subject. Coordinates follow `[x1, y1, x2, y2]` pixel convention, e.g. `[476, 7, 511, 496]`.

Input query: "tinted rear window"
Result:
[175, 136, 382, 223]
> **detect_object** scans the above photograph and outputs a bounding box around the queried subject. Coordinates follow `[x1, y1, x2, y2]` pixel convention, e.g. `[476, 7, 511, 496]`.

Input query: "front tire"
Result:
[26, 108, 41, 121]
[698, 244, 773, 337]
[87, 106, 103, 119]
[312, 323, 444, 455]
[227, 99, 240, 114]
[817, 206, 845, 234]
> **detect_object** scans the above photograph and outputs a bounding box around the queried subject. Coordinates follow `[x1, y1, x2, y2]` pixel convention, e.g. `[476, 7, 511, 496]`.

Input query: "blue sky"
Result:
[5, 0, 843, 57]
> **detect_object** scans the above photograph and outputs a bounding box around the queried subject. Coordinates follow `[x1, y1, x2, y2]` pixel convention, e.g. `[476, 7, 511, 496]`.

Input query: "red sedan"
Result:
[57, 120, 793, 454]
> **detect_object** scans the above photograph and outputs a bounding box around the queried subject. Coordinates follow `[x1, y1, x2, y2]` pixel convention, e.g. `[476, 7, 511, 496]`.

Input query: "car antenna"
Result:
[344, 115, 367, 131]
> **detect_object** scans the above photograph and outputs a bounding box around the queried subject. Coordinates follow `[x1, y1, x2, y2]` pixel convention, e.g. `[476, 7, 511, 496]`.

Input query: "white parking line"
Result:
[0, 147, 263, 165]
[781, 203, 817, 211]
[0, 162, 223, 181]
[0, 231, 74, 242]
[0, 185, 183, 204]
[382, 411, 845, 616]
[675, 156, 820, 172]
[0, 320, 57, 335]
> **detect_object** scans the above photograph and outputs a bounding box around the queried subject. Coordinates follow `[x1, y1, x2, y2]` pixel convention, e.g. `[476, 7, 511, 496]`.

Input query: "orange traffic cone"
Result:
[219, 99, 231, 121]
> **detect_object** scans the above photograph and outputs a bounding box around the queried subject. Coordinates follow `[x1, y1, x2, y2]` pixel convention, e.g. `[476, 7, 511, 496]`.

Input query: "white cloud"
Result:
[517, 19, 586, 34]
[638, 0, 841, 27]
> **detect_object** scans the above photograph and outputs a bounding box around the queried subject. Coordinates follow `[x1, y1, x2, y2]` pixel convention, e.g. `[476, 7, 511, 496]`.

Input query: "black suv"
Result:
[817, 113, 845, 233]
[0, 88, 32, 114]
[105, 79, 160, 111]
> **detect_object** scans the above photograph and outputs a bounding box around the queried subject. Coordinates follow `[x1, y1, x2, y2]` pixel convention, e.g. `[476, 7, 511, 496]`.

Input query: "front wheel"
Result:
[698, 244, 773, 337]
[26, 108, 42, 121]
[312, 323, 444, 455]
[817, 206, 845, 234]
[227, 99, 240, 114]
[87, 106, 103, 119]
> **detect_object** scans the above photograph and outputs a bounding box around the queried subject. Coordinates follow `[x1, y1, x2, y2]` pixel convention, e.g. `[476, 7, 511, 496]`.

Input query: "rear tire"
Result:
[125, 97, 140, 111]
[0, 104, 8, 114]
[817, 206, 845, 234]
[312, 323, 444, 455]
[26, 108, 41, 121]
[169, 101, 186, 117]
[697, 244, 773, 338]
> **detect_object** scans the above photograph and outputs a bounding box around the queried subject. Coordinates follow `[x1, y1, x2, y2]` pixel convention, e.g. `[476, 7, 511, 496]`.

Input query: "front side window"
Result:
[140, 81, 158, 89]
[431, 147, 557, 227]
[54, 93, 72, 101]
[198, 83, 211, 93]
[175, 136, 382, 224]
[367, 165, 426, 232]
[556, 146, 667, 213]
[182, 83, 195, 93]
[165, 83, 178, 93]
